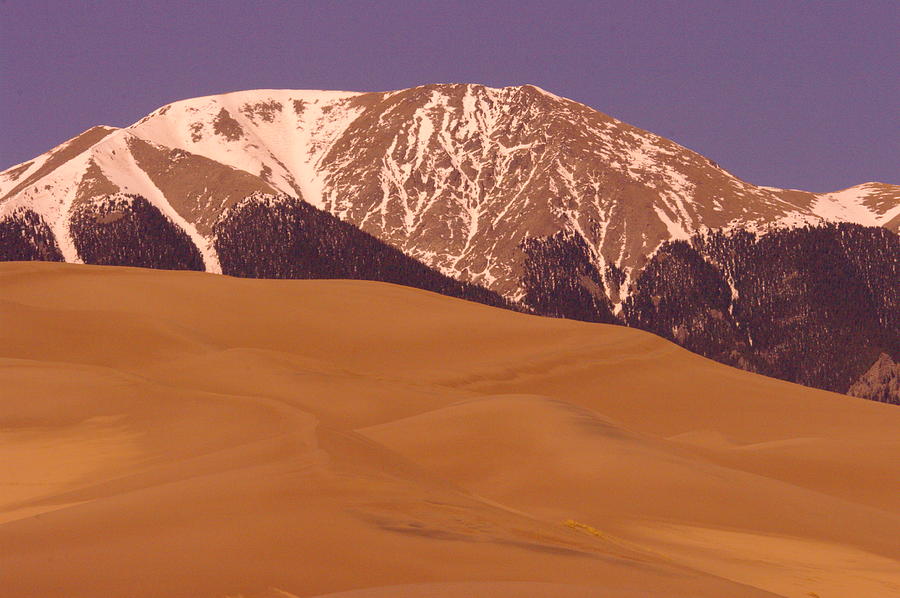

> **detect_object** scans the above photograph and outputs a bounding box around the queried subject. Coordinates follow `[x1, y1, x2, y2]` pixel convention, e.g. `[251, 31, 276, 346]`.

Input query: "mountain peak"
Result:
[2, 83, 897, 296]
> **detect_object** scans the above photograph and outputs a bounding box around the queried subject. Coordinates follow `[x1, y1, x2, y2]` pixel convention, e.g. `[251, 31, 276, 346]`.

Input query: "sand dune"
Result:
[1, 262, 898, 597]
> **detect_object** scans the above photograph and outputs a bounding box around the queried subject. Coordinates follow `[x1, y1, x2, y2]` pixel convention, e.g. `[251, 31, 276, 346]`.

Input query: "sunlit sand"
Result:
[2, 262, 898, 597]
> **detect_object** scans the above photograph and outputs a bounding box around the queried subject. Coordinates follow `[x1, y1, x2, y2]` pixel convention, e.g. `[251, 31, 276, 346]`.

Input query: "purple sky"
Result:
[2, 1, 897, 192]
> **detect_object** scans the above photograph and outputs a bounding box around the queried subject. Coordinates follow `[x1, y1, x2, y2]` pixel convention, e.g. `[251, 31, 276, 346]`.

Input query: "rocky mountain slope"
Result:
[3, 84, 897, 292]
[1, 84, 897, 400]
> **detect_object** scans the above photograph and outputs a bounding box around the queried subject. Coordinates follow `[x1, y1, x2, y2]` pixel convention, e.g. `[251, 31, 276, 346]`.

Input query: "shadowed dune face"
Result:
[1, 261, 898, 598]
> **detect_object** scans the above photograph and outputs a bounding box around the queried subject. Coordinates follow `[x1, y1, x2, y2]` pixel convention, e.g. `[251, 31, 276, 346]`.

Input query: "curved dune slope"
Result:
[1, 262, 898, 598]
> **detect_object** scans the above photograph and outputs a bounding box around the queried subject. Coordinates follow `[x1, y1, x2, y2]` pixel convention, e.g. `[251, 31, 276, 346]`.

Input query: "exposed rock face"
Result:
[125, 137, 278, 237]
[1, 84, 897, 401]
[69, 193, 205, 271]
[849, 353, 900, 404]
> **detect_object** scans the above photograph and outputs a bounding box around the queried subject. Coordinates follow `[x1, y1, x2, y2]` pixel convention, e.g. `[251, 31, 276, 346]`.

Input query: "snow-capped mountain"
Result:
[2, 84, 898, 402]
[2, 84, 897, 299]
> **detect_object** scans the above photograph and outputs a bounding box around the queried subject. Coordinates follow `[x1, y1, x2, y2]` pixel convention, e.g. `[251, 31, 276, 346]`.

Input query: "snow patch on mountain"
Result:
[130, 89, 367, 208]
[813, 183, 900, 227]
[0, 155, 91, 262]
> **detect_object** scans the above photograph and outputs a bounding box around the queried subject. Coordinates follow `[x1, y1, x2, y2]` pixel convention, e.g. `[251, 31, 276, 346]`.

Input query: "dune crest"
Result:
[1, 262, 898, 597]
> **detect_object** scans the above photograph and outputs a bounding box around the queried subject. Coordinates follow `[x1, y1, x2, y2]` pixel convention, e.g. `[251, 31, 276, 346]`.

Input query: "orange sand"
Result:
[1, 262, 898, 597]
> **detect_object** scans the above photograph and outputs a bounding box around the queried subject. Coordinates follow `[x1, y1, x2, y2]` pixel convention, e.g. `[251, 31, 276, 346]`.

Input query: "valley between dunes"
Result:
[1, 262, 898, 598]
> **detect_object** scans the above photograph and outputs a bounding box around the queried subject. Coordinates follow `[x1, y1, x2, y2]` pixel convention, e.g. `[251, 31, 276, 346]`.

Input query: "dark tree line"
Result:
[0, 208, 64, 262]
[625, 223, 899, 401]
[604, 262, 626, 296]
[213, 193, 515, 310]
[622, 240, 754, 370]
[520, 231, 617, 324]
[69, 194, 205, 271]
[516, 223, 897, 402]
